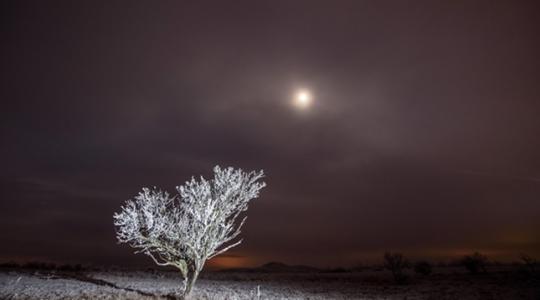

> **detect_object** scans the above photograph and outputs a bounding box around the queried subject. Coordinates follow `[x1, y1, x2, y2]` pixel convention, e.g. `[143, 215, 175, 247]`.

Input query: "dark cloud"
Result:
[1, 0, 540, 267]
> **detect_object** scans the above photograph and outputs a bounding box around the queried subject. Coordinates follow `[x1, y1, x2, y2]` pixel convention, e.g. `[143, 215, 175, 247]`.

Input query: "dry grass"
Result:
[0, 265, 538, 299]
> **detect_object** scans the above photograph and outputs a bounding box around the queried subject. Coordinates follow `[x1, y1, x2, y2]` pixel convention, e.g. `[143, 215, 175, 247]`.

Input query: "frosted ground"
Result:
[1, 266, 538, 299]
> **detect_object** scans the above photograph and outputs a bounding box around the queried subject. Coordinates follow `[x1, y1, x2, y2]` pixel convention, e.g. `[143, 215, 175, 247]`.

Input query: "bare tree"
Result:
[113, 166, 266, 298]
[383, 252, 409, 284]
[461, 252, 488, 274]
[519, 254, 538, 278]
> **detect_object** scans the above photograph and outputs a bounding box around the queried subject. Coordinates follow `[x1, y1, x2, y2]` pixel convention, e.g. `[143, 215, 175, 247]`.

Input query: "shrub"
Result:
[23, 261, 56, 270]
[519, 254, 537, 278]
[461, 252, 488, 274]
[383, 252, 409, 284]
[414, 261, 432, 276]
[0, 262, 20, 269]
[58, 264, 83, 272]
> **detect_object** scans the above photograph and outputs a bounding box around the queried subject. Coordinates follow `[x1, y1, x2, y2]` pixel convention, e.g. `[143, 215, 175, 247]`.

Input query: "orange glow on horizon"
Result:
[207, 256, 257, 270]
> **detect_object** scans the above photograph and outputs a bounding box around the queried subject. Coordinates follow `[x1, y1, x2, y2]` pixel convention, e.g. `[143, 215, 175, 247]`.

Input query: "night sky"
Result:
[2, 1, 540, 269]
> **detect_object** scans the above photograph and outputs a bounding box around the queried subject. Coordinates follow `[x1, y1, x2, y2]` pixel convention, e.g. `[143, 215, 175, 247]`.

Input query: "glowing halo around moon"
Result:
[293, 89, 313, 110]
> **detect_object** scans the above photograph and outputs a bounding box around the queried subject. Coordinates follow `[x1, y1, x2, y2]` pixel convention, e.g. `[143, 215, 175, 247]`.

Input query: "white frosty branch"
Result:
[113, 165, 266, 285]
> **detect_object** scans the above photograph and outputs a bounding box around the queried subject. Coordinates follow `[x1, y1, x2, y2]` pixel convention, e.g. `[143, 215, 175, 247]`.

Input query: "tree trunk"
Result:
[183, 271, 198, 296]
[180, 264, 200, 299]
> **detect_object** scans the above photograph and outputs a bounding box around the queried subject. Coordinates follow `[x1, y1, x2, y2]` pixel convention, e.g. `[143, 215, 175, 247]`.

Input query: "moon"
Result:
[293, 89, 313, 110]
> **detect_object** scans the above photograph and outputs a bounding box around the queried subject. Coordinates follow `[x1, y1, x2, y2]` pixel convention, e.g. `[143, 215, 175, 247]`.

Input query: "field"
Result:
[1, 265, 538, 299]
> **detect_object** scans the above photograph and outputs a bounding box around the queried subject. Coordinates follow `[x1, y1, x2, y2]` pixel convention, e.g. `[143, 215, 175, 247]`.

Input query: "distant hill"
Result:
[220, 261, 320, 273]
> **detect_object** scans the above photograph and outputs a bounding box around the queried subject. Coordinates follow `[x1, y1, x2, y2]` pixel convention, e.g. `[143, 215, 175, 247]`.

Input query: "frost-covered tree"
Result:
[113, 166, 266, 298]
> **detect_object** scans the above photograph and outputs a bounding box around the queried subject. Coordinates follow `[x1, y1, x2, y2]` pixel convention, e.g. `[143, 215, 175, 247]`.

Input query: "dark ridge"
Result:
[220, 261, 320, 273]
